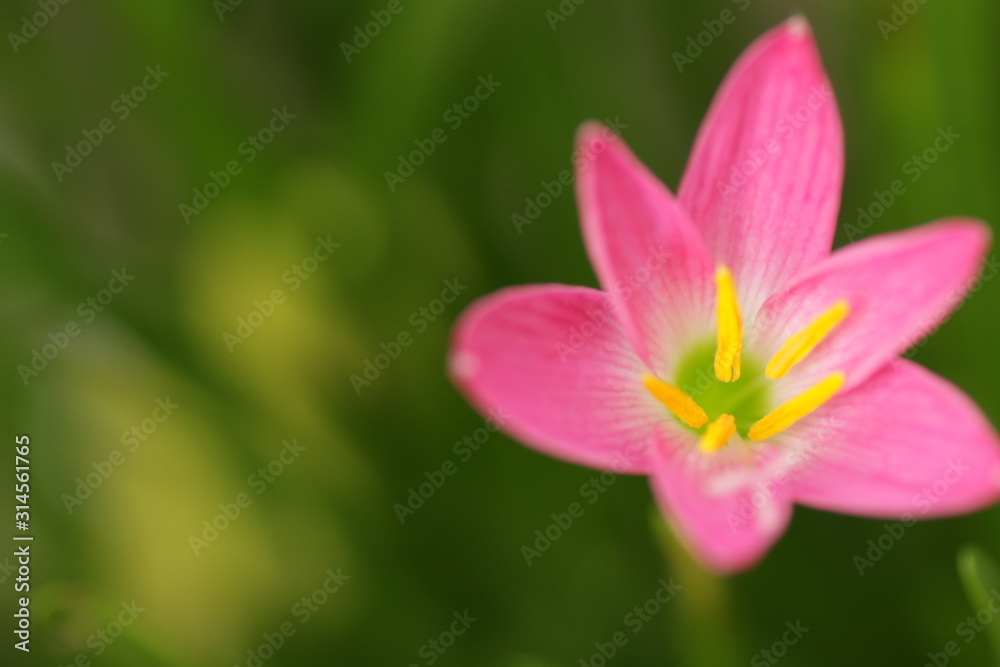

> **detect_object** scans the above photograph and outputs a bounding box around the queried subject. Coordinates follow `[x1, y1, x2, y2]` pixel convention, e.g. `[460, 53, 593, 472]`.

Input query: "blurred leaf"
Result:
[957, 544, 1000, 666]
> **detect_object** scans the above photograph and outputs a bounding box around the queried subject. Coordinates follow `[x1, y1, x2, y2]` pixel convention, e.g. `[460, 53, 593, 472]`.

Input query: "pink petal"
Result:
[649, 438, 794, 573]
[449, 284, 664, 474]
[678, 17, 844, 318]
[575, 123, 715, 377]
[756, 220, 990, 398]
[784, 360, 1000, 517]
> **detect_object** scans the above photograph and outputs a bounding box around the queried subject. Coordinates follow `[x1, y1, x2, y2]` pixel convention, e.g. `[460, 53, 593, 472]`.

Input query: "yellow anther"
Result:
[714, 266, 742, 382]
[699, 414, 736, 454]
[748, 372, 845, 442]
[642, 374, 709, 429]
[766, 300, 850, 379]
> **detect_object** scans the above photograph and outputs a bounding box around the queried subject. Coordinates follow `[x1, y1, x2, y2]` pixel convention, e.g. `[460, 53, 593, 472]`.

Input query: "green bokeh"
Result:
[1, 1, 998, 665]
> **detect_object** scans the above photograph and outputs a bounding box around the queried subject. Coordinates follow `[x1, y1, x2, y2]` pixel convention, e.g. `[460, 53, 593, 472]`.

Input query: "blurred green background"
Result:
[1, 0, 999, 665]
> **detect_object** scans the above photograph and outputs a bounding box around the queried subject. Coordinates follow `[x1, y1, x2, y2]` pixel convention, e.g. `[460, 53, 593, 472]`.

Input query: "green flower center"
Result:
[640, 265, 850, 453]
[671, 339, 772, 436]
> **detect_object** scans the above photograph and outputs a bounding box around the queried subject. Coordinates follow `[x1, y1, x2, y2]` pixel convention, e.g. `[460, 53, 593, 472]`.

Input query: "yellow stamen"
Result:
[642, 374, 709, 428]
[714, 266, 742, 382]
[699, 414, 736, 454]
[766, 300, 850, 379]
[748, 372, 845, 442]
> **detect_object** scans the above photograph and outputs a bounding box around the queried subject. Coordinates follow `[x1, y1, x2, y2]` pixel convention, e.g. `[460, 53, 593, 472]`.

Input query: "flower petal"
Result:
[784, 360, 1000, 517]
[755, 220, 991, 397]
[678, 17, 844, 318]
[449, 284, 663, 474]
[649, 439, 793, 573]
[575, 123, 715, 377]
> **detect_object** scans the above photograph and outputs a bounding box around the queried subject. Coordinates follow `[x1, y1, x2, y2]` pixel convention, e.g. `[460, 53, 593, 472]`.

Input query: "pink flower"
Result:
[448, 17, 1000, 573]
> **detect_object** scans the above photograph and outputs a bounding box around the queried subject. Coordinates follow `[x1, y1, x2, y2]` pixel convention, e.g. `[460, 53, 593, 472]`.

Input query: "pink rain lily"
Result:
[448, 18, 1000, 573]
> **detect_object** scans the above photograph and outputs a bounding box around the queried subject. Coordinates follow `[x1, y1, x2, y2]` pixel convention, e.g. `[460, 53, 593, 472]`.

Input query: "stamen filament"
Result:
[642, 374, 709, 428]
[714, 266, 742, 383]
[766, 300, 850, 379]
[748, 372, 845, 442]
[700, 414, 736, 454]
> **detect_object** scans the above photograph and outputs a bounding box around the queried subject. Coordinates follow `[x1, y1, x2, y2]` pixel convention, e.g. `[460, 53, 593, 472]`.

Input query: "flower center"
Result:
[642, 265, 851, 454]
[671, 339, 771, 436]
